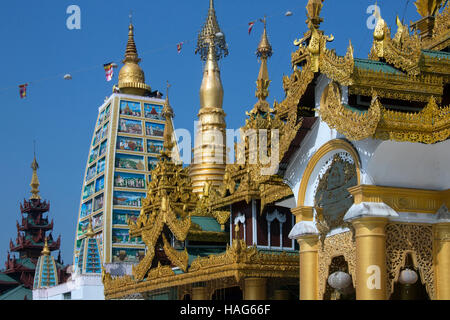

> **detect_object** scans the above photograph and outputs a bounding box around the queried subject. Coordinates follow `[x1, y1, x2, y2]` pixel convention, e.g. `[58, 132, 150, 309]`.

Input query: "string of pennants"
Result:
[14, 10, 295, 99]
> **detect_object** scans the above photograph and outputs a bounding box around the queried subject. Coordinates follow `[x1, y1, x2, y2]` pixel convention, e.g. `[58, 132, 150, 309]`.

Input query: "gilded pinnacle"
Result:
[85, 218, 95, 238]
[118, 22, 151, 96]
[161, 83, 175, 157]
[30, 156, 41, 200]
[124, 23, 140, 64]
[196, 0, 228, 61]
[251, 22, 272, 115]
[42, 238, 50, 256]
[257, 17, 272, 59]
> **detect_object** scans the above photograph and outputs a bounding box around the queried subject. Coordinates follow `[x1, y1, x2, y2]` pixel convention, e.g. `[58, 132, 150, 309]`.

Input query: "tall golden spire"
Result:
[191, 0, 228, 195]
[118, 21, 151, 96]
[251, 17, 273, 115]
[161, 82, 175, 158]
[30, 155, 41, 200]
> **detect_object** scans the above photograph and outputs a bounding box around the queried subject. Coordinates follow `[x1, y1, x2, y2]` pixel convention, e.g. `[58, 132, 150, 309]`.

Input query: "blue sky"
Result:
[0, 0, 423, 266]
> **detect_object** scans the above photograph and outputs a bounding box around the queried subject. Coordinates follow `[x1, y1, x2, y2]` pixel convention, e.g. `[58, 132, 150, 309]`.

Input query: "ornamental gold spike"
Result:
[196, 0, 228, 61]
[306, 0, 324, 29]
[251, 17, 273, 115]
[191, 0, 227, 195]
[161, 82, 175, 158]
[41, 237, 50, 256]
[118, 21, 151, 96]
[30, 156, 41, 200]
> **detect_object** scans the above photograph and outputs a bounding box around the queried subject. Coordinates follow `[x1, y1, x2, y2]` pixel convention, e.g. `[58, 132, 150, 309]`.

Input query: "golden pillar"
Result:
[273, 290, 290, 300]
[192, 286, 209, 300]
[244, 278, 267, 300]
[352, 217, 388, 300]
[298, 235, 319, 300]
[433, 222, 450, 300]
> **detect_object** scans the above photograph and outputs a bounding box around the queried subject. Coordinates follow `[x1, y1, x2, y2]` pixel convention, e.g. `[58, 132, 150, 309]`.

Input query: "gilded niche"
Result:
[314, 153, 357, 239]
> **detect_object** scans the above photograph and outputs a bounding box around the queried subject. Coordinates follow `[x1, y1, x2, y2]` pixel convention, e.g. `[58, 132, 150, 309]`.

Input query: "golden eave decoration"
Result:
[319, 83, 450, 144]
[103, 237, 299, 300]
[318, 82, 381, 141]
[375, 96, 450, 144]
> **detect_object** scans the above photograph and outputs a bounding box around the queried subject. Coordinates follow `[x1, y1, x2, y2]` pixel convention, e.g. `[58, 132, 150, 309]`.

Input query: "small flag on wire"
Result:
[248, 21, 255, 35]
[103, 63, 114, 82]
[177, 42, 184, 54]
[19, 84, 28, 99]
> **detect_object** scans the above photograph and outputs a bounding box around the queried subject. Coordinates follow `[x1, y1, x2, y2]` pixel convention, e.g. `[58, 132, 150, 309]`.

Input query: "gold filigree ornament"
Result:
[385, 223, 435, 299]
[375, 96, 450, 144]
[162, 234, 189, 272]
[370, 13, 422, 75]
[318, 82, 381, 141]
[318, 231, 356, 299]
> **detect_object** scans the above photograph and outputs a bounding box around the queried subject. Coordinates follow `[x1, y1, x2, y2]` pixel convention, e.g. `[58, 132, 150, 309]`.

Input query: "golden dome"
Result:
[118, 23, 151, 96]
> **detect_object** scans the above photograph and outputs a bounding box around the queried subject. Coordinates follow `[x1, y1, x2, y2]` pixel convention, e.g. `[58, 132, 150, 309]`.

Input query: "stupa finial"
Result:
[30, 144, 41, 200]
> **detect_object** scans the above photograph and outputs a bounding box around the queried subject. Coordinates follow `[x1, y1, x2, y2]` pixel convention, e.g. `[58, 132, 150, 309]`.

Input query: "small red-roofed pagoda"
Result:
[0, 156, 69, 300]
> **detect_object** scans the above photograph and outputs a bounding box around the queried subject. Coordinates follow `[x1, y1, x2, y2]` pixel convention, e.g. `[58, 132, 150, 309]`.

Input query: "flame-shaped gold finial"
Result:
[257, 17, 272, 59]
[250, 18, 273, 115]
[41, 237, 50, 256]
[30, 156, 41, 200]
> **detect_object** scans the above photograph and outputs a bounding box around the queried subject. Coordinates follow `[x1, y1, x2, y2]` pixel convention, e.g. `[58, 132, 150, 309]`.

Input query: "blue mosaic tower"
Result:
[73, 22, 176, 265]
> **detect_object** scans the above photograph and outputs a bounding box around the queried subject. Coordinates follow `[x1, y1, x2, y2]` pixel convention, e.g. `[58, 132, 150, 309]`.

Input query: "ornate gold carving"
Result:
[320, 41, 354, 86]
[319, 82, 448, 144]
[370, 14, 422, 75]
[348, 185, 448, 214]
[375, 97, 450, 144]
[385, 223, 435, 299]
[162, 234, 189, 272]
[103, 240, 299, 299]
[279, 59, 316, 117]
[318, 231, 356, 300]
[350, 69, 443, 104]
[132, 246, 155, 281]
[318, 82, 381, 140]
